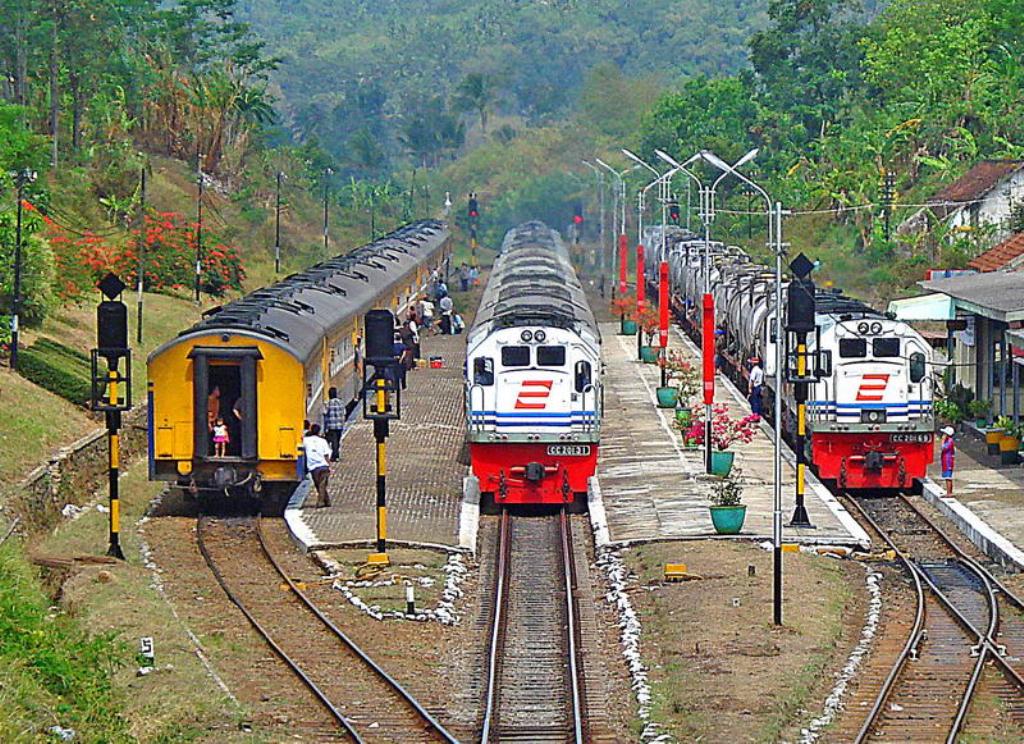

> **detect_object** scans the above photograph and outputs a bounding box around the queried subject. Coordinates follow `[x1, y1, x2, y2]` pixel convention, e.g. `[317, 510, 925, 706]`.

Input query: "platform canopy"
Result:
[886, 293, 955, 321]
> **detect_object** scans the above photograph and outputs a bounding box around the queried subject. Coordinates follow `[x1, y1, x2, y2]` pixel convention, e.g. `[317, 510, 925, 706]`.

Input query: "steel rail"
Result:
[479, 508, 511, 743]
[196, 516, 364, 742]
[253, 516, 460, 743]
[560, 509, 586, 744]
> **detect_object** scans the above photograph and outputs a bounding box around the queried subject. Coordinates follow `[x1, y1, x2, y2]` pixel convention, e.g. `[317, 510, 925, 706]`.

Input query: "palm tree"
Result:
[454, 73, 494, 133]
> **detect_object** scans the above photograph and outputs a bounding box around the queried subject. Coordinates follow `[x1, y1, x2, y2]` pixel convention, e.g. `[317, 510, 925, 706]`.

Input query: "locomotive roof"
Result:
[160, 220, 448, 362]
[472, 221, 598, 337]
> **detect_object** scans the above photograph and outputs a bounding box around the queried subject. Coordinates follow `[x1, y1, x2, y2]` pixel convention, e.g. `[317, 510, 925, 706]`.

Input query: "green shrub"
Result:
[16, 345, 93, 406]
[32, 337, 91, 363]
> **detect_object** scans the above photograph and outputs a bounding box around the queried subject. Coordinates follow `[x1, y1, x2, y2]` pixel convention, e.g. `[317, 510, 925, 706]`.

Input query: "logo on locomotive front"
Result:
[855, 373, 890, 402]
[514, 379, 553, 409]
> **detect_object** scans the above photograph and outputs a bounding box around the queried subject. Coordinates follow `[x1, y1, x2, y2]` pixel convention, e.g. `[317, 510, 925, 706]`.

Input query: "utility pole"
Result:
[136, 165, 146, 344]
[274, 171, 284, 273]
[195, 153, 204, 303]
[882, 170, 896, 241]
[10, 168, 37, 370]
[323, 167, 333, 257]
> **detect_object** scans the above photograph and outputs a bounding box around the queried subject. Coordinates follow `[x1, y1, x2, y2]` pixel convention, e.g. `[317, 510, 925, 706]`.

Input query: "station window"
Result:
[839, 338, 867, 358]
[873, 338, 900, 358]
[473, 357, 494, 386]
[537, 345, 566, 366]
[501, 345, 530, 367]
[574, 361, 592, 392]
[909, 352, 926, 383]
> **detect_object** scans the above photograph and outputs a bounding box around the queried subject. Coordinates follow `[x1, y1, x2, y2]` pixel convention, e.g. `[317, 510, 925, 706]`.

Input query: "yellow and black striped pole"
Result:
[106, 369, 125, 559]
[789, 337, 813, 528]
[368, 377, 390, 566]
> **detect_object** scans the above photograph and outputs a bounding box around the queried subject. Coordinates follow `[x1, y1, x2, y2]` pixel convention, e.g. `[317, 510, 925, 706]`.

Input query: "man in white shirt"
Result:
[303, 424, 334, 507]
[748, 357, 765, 417]
[439, 294, 454, 334]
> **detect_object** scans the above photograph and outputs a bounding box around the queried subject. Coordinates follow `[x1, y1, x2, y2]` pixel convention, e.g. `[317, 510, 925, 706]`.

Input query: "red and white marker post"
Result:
[636, 244, 646, 359]
[702, 293, 715, 473]
[659, 261, 669, 386]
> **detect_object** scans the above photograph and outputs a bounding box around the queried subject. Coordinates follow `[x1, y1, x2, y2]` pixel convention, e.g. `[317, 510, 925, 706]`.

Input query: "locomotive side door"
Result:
[189, 346, 261, 460]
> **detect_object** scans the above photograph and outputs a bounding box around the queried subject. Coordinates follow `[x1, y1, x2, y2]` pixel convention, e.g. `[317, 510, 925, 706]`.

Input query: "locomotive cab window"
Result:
[909, 352, 926, 383]
[574, 361, 592, 392]
[473, 357, 494, 386]
[839, 338, 867, 358]
[873, 338, 900, 358]
[537, 345, 566, 366]
[501, 345, 530, 367]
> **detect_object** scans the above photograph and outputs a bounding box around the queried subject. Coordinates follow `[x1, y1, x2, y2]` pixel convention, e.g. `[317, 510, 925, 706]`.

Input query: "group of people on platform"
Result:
[300, 266, 475, 508]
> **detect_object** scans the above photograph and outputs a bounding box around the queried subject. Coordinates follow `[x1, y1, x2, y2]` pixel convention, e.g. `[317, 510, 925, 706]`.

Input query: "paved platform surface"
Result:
[286, 329, 468, 551]
[595, 322, 868, 547]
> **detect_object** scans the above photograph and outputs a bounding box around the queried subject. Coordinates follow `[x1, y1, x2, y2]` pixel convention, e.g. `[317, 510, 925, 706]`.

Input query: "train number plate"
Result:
[546, 445, 592, 457]
[890, 433, 931, 443]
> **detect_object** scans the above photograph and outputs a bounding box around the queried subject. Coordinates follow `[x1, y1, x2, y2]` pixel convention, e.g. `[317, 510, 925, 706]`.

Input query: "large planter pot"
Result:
[620, 319, 638, 335]
[986, 428, 1005, 456]
[710, 450, 735, 476]
[656, 386, 679, 408]
[999, 435, 1020, 464]
[640, 345, 659, 364]
[710, 505, 747, 535]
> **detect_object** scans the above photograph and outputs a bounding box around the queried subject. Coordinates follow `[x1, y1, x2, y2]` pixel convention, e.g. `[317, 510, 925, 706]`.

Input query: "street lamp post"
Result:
[195, 153, 204, 303]
[274, 171, 284, 273]
[595, 158, 634, 299]
[9, 168, 37, 370]
[323, 167, 333, 257]
[581, 160, 606, 278]
[698, 148, 790, 626]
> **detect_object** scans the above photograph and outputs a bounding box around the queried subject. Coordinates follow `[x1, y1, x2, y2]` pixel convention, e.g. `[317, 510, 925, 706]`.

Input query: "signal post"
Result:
[91, 273, 133, 560]
[362, 309, 402, 566]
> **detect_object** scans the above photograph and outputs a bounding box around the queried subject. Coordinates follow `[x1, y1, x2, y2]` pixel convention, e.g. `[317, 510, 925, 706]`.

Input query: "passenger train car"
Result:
[466, 222, 601, 509]
[645, 225, 935, 490]
[147, 220, 451, 497]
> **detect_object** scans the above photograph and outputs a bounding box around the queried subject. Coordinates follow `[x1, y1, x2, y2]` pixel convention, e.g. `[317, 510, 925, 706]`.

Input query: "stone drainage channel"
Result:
[196, 514, 458, 743]
[842, 494, 1024, 742]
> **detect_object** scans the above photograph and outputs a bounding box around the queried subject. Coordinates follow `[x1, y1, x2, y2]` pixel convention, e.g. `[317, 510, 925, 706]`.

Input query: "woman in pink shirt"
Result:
[940, 426, 956, 496]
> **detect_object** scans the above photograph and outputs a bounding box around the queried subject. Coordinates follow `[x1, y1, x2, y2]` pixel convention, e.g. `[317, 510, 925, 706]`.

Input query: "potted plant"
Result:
[933, 399, 963, 429]
[969, 398, 992, 429]
[665, 353, 699, 417]
[996, 416, 1020, 463]
[708, 468, 746, 535]
[678, 404, 759, 475]
[636, 306, 661, 362]
[612, 295, 637, 335]
[984, 409, 1006, 454]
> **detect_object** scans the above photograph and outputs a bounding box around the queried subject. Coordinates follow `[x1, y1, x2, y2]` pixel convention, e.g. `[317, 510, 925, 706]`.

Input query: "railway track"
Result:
[480, 509, 586, 743]
[196, 515, 458, 743]
[845, 494, 1024, 742]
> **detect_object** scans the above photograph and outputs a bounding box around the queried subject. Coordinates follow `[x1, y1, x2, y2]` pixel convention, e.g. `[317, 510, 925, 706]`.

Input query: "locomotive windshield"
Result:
[873, 338, 900, 357]
[839, 338, 867, 358]
[501, 346, 530, 367]
[537, 345, 566, 366]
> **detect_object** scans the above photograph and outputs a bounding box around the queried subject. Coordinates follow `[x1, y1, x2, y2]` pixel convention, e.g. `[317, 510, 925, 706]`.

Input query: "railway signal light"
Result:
[669, 201, 680, 225]
[468, 193, 479, 219]
[572, 202, 584, 226]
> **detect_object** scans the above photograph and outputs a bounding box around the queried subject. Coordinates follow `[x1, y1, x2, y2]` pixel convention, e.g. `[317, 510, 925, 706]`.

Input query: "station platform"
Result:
[591, 322, 870, 549]
[285, 329, 469, 553]
[917, 434, 1024, 570]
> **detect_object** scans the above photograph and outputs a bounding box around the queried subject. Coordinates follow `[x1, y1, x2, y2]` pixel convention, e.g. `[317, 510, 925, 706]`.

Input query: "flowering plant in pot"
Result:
[678, 404, 759, 474]
[708, 468, 746, 534]
[612, 295, 637, 334]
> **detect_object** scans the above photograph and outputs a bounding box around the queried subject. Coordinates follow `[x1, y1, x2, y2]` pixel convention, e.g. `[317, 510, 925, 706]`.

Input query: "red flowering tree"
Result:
[44, 210, 245, 299]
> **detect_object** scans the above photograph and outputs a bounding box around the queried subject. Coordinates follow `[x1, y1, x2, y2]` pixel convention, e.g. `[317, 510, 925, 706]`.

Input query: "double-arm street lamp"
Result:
[594, 158, 634, 297]
[581, 160, 607, 276]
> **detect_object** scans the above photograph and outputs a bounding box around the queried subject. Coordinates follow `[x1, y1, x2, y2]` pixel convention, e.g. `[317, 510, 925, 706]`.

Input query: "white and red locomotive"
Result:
[465, 222, 601, 509]
[646, 225, 935, 491]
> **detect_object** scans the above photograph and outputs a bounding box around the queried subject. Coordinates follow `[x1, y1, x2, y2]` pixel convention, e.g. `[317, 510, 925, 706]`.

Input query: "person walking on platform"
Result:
[940, 426, 956, 496]
[303, 424, 333, 507]
[748, 357, 764, 418]
[323, 387, 345, 462]
[459, 262, 471, 292]
[439, 293, 454, 335]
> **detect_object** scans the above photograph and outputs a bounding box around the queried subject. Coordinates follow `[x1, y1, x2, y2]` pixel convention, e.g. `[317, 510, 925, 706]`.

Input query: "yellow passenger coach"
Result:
[147, 220, 451, 497]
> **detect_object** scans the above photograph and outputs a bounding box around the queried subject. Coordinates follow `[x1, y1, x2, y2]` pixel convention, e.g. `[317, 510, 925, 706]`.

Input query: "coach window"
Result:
[574, 361, 592, 392]
[873, 338, 900, 358]
[501, 345, 530, 367]
[537, 345, 566, 366]
[839, 338, 866, 358]
[909, 352, 926, 383]
[473, 357, 494, 386]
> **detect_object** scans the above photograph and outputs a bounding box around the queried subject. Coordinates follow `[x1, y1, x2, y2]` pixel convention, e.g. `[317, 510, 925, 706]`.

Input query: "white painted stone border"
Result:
[919, 477, 1024, 570]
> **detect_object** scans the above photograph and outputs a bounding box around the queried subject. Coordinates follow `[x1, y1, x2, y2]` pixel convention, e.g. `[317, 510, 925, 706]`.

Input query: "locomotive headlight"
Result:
[857, 322, 870, 335]
[520, 329, 534, 342]
[870, 322, 883, 335]
[534, 329, 547, 343]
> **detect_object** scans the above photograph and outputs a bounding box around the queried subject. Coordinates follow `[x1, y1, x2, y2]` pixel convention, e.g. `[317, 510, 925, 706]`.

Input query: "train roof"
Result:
[471, 221, 598, 337]
[157, 220, 448, 362]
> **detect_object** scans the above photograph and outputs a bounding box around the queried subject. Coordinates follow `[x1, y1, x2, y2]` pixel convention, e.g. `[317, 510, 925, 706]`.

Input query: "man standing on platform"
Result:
[323, 387, 345, 462]
[303, 424, 333, 507]
[748, 357, 764, 418]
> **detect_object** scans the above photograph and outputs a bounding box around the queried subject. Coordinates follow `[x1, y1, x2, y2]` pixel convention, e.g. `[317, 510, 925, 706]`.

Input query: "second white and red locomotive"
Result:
[646, 225, 935, 491]
[465, 222, 601, 509]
